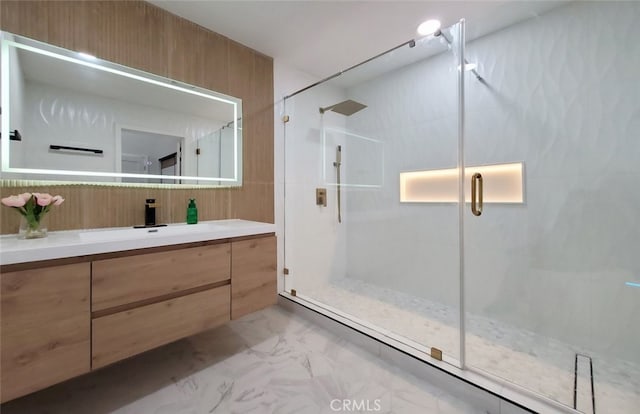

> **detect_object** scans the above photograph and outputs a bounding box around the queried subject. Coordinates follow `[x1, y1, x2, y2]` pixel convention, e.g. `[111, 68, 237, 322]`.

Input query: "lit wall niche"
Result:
[399, 162, 524, 203]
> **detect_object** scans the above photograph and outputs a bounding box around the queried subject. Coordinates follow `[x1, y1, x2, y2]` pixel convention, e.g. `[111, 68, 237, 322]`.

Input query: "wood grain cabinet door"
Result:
[92, 285, 230, 369]
[92, 243, 230, 312]
[1, 263, 91, 403]
[231, 236, 277, 319]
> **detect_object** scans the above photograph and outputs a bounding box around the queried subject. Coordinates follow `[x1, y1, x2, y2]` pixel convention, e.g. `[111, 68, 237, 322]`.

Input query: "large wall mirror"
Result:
[0, 31, 243, 187]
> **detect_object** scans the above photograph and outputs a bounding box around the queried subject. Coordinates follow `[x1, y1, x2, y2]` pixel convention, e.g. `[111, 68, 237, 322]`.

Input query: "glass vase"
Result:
[18, 214, 48, 239]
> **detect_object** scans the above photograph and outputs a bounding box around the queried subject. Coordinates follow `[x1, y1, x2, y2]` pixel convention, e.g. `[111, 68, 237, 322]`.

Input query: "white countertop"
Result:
[0, 219, 275, 265]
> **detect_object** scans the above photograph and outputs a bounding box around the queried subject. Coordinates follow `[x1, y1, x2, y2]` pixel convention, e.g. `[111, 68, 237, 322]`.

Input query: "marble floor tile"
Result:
[303, 278, 640, 413]
[2, 306, 483, 414]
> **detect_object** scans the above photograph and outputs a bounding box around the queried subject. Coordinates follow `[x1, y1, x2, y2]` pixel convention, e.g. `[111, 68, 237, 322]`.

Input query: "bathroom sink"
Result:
[79, 227, 172, 242]
[79, 222, 228, 242]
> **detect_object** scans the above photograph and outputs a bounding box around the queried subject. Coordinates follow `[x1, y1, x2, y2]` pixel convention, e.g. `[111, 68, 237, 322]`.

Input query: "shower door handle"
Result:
[471, 173, 483, 216]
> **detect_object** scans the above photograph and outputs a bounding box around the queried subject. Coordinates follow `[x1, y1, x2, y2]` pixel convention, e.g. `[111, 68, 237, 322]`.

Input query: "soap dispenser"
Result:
[187, 198, 198, 224]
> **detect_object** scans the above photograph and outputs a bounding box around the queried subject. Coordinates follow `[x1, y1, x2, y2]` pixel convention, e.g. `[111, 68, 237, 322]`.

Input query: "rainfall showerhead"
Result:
[319, 100, 367, 116]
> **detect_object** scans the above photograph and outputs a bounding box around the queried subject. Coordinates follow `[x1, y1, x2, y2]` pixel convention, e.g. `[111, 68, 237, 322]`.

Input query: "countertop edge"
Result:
[0, 220, 276, 266]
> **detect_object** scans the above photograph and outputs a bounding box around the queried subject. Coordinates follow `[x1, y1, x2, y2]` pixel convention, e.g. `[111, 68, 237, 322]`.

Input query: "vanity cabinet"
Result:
[91, 242, 233, 369]
[0, 232, 276, 403]
[92, 243, 231, 311]
[0, 263, 91, 403]
[92, 285, 230, 369]
[232, 236, 277, 319]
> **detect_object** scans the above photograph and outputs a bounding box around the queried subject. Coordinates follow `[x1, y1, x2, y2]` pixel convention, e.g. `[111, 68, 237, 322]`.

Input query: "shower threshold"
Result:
[279, 288, 627, 414]
[279, 292, 570, 413]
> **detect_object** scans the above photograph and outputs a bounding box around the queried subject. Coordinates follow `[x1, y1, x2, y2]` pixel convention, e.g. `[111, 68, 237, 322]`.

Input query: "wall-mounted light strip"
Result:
[625, 282, 640, 288]
[400, 162, 524, 203]
[1, 33, 242, 183]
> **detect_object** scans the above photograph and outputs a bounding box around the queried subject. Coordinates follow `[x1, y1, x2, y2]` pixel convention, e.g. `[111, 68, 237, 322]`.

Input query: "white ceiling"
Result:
[149, 0, 567, 79]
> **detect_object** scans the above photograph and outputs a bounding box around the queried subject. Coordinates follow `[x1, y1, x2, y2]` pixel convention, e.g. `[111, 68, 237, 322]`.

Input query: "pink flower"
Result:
[34, 193, 53, 207]
[1, 195, 27, 207]
[3, 193, 66, 233]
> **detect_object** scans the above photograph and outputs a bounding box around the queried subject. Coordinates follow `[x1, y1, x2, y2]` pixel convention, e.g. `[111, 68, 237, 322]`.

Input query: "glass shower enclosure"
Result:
[283, 3, 639, 412]
[284, 22, 464, 364]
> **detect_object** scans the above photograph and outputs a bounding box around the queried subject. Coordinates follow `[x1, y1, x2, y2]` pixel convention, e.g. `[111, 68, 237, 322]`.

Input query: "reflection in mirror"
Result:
[120, 128, 183, 184]
[196, 118, 242, 185]
[0, 31, 243, 187]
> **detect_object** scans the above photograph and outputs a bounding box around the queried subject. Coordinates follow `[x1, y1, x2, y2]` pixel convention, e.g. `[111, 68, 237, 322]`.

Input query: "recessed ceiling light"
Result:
[417, 19, 441, 36]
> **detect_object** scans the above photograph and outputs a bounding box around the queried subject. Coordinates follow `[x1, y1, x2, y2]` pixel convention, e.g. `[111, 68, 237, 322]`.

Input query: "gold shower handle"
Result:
[471, 172, 483, 216]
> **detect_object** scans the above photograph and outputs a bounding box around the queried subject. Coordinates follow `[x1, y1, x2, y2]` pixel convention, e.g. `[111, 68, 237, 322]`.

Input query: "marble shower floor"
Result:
[2, 306, 487, 414]
[303, 278, 640, 414]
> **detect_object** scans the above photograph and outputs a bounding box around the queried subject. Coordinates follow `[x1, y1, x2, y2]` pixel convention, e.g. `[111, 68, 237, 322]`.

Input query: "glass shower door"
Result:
[463, 2, 640, 411]
[284, 22, 466, 365]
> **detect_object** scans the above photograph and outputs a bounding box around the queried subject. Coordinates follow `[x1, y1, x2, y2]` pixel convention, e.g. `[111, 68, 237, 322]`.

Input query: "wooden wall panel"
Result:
[114, 2, 168, 76]
[85, 1, 168, 77]
[168, 188, 230, 224]
[46, 1, 90, 54]
[0, 185, 236, 233]
[250, 53, 275, 183]
[230, 182, 275, 223]
[0, 0, 48, 41]
[0, 1, 274, 234]
[226, 40, 274, 221]
[167, 15, 228, 92]
[202, 31, 230, 93]
[0, 185, 85, 233]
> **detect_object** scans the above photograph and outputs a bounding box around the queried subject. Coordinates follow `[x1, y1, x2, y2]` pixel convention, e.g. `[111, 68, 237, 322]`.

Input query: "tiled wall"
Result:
[0, 0, 274, 233]
[344, 1, 640, 361]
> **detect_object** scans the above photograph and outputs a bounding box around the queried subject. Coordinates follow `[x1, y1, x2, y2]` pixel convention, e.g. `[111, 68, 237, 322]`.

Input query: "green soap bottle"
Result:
[187, 198, 198, 224]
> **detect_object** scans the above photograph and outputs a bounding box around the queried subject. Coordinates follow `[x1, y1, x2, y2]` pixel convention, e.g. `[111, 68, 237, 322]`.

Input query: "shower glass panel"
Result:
[463, 2, 640, 412]
[284, 23, 464, 364]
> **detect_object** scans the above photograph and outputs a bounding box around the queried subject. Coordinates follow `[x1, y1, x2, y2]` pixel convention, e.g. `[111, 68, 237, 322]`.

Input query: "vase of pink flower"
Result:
[1, 192, 65, 239]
